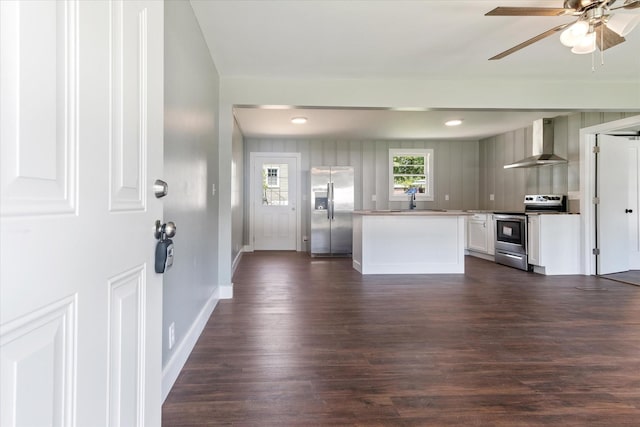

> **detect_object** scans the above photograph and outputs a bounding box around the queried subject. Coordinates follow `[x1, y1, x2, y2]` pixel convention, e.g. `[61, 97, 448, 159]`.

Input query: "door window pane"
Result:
[262, 164, 288, 206]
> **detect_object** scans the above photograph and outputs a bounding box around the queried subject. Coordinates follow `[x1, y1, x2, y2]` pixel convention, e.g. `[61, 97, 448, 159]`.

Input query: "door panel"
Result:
[310, 167, 331, 254]
[254, 156, 297, 250]
[331, 210, 353, 254]
[0, 0, 77, 216]
[331, 167, 354, 212]
[0, 1, 164, 426]
[597, 135, 630, 274]
[330, 167, 354, 254]
[629, 140, 640, 268]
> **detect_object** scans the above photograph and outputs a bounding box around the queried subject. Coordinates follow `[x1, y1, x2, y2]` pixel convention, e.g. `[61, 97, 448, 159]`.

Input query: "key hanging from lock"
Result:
[154, 220, 177, 273]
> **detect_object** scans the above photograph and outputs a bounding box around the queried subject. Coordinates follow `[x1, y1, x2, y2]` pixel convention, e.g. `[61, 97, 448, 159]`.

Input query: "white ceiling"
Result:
[191, 0, 640, 139]
[233, 107, 571, 140]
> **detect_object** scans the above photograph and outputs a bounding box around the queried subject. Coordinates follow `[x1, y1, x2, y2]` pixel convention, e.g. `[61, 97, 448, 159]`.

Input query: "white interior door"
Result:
[252, 155, 298, 250]
[628, 140, 640, 269]
[0, 1, 164, 426]
[597, 134, 630, 275]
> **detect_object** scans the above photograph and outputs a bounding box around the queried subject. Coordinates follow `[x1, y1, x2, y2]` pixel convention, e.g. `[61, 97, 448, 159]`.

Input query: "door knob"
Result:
[155, 220, 177, 240]
[154, 179, 169, 198]
[625, 209, 634, 213]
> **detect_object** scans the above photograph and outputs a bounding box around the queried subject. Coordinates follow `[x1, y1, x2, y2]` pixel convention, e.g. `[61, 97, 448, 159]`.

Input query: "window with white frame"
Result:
[389, 149, 434, 201]
[265, 167, 280, 188]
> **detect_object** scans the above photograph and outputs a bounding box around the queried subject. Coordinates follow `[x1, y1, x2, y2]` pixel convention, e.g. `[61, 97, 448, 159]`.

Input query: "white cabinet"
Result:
[527, 214, 580, 275]
[527, 215, 541, 266]
[468, 214, 488, 252]
[466, 213, 495, 257]
[486, 214, 495, 255]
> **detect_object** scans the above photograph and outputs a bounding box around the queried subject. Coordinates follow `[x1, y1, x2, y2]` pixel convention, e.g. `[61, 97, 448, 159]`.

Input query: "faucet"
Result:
[406, 187, 417, 210]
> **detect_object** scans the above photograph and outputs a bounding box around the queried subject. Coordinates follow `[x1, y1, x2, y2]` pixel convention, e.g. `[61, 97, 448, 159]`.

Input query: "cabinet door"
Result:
[528, 216, 541, 266]
[468, 214, 488, 252]
[487, 214, 495, 255]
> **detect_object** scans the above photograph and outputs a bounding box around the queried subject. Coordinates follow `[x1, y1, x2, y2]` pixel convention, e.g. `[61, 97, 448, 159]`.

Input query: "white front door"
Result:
[628, 140, 640, 269]
[597, 134, 630, 275]
[0, 1, 164, 426]
[251, 154, 299, 250]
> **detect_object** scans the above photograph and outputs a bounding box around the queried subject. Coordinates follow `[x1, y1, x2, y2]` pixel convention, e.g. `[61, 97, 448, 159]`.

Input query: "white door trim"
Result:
[248, 152, 302, 252]
[579, 114, 640, 275]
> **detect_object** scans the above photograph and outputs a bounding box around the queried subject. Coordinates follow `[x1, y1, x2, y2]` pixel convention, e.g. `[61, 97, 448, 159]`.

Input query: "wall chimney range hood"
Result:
[504, 118, 567, 169]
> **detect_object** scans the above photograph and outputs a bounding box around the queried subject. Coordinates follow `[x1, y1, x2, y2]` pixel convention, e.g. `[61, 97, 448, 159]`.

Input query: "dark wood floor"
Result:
[162, 253, 640, 426]
[601, 270, 640, 287]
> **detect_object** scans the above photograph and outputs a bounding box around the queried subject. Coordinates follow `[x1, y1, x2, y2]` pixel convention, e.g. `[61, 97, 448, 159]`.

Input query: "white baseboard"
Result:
[161, 287, 220, 402]
[219, 283, 233, 299]
[243, 244, 253, 252]
[467, 251, 495, 262]
[232, 249, 244, 275]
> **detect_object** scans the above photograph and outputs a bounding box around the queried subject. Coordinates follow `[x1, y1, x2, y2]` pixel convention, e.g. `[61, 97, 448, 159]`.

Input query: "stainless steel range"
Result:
[494, 195, 567, 271]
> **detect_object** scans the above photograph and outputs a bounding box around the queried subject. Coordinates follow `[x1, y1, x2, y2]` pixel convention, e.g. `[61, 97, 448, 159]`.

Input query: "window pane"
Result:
[393, 155, 425, 175]
[393, 155, 424, 166]
[393, 165, 425, 175]
[266, 168, 279, 187]
[392, 176, 425, 197]
[262, 164, 289, 206]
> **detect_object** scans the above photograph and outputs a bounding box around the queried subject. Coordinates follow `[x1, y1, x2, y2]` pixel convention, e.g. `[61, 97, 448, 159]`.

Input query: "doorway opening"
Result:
[580, 114, 640, 277]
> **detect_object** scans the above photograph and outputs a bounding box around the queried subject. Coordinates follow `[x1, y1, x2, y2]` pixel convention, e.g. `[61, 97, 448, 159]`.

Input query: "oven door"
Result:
[494, 215, 527, 255]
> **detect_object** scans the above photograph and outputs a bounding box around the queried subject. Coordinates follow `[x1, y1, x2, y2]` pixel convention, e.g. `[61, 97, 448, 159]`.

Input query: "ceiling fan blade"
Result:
[485, 7, 573, 16]
[623, 0, 640, 8]
[489, 23, 573, 60]
[596, 24, 626, 50]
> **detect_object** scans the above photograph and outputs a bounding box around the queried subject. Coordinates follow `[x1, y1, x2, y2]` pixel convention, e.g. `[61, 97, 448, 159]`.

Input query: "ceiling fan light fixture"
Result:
[560, 20, 589, 46]
[291, 117, 308, 124]
[606, 13, 640, 36]
[571, 31, 597, 54]
[445, 119, 463, 127]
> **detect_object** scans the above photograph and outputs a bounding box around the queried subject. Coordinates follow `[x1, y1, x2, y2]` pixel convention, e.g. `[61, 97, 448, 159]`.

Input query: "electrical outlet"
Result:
[445, 194, 449, 201]
[371, 194, 376, 202]
[489, 194, 495, 201]
[168, 322, 175, 350]
[211, 184, 216, 196]
[303, 235, 308, 241]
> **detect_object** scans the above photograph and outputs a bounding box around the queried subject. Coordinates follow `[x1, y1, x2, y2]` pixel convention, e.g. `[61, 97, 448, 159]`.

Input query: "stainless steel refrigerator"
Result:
[310, 166, 354, 256]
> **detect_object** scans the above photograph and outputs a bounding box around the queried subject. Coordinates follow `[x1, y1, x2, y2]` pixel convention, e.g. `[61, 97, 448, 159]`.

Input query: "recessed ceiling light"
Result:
[445, 119, 463, 127]
[291, 117, 308, 124]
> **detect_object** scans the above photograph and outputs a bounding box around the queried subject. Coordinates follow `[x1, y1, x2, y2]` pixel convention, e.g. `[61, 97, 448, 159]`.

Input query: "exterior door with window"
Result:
[253, 156, 298, 250]
[0, 2, 164, 425]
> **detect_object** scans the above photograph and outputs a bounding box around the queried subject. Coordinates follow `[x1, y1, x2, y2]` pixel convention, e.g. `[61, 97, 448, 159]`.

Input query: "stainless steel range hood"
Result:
[504, 118, 567, 169]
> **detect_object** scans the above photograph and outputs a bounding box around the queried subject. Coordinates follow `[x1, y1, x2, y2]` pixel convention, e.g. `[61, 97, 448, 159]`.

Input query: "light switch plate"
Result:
[489, 194, 495, 201]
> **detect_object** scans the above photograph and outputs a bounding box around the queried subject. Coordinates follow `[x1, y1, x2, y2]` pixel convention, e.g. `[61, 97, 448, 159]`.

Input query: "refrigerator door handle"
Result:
[327, 182, 331, 219]
[331, 183, 335, 220]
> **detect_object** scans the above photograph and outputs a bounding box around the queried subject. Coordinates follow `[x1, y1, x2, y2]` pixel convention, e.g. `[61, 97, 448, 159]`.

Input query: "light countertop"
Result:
[353, 210, 472, 216]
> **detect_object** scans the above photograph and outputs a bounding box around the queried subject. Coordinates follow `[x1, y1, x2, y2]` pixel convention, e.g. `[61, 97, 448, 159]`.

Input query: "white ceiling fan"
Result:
[486, 0, 640, 59]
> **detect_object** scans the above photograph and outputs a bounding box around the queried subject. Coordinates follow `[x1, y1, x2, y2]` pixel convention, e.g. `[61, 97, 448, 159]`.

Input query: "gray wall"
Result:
[244, 138, 479, 251]
[163, 0, 220, 368]
[478, 112, 638, 212]
[231, 119, 244, 263]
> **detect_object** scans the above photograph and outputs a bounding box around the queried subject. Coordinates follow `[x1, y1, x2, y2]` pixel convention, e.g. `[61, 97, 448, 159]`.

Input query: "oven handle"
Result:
[497, 251, 525, 260]
[494, 214, 527, 221]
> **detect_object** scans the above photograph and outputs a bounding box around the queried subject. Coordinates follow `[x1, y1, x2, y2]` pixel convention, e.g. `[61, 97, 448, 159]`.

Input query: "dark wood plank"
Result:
[601, 270, 640, 287]
[163, 252, 640, 426]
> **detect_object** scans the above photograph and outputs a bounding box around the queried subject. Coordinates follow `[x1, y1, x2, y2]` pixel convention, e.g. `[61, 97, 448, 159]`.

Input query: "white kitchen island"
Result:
[352, 210, 470, 274]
